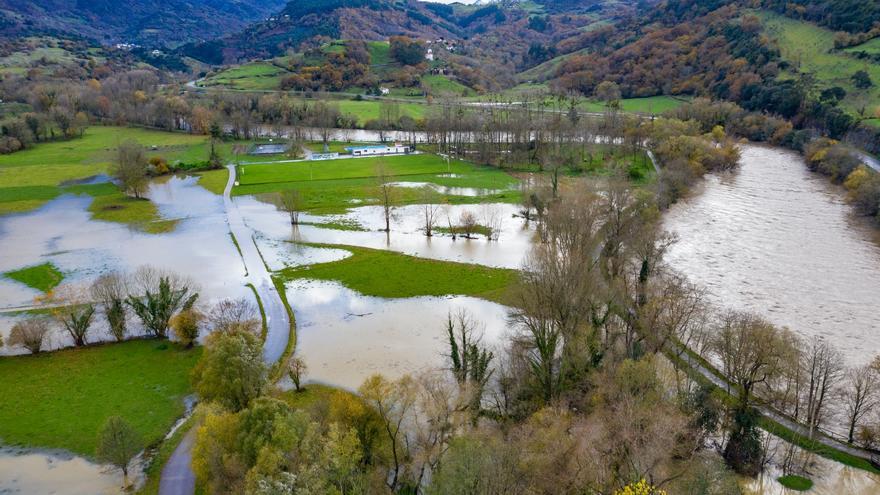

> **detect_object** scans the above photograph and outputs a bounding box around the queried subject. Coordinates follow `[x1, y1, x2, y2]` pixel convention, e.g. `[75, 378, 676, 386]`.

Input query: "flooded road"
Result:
[282, 279, 511, 390]
[663, 145, 880, 366]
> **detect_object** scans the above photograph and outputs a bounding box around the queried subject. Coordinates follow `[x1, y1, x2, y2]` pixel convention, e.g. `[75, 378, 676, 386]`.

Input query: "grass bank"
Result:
[0, 339, 200, 457]
[275, 244, 517, 304]
[3, 262, 64, 292]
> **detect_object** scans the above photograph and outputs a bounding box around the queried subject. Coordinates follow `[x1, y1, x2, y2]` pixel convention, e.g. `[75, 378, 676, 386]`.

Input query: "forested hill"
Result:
[0, 0, 289, 47]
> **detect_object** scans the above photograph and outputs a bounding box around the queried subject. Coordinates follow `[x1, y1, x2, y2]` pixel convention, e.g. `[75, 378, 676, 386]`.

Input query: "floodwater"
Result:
[238, 197, 535, 269]
[282, 279, 511, 390]
[0, 175, 250, 352]
[663, 145, 880, 366]
[0, 446, 142, 494]
[741, 435, 880, 495]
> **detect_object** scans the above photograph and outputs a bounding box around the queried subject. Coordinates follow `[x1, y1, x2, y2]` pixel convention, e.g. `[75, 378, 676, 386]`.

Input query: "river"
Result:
[663, 144, 880, 367]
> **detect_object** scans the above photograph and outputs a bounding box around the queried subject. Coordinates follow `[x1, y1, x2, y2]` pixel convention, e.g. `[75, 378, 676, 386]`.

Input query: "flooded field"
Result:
[282, 279, 511, 390]
[0, 446, 141, 494]
[0, 176, 249, 350]
[239, 197, 535, 269]
[663, 144, 880, 366]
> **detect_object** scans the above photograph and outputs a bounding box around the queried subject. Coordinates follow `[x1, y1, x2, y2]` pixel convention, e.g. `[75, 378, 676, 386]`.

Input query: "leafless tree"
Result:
[842, 363, 879, 443]
[207, 297, 261, 334]
[287, 356, 308, 392]
[421, 186, 440, 237]
[8, 318, 52, 354]
[279, 189, 303, 225]
[46, 283, 95, 347]
[481, 203, 503, 241]
[459, 210, 478, 239]
[800, 337, 844, 434]
[112, 139, 149, 199]
[376, 163, 397, 232]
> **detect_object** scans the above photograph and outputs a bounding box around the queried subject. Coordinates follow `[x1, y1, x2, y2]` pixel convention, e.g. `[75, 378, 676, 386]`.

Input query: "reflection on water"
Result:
[663, 145, 880, 366]
[0, 176, 249, 350]
[0, 446, 141, 494]
[284, 279, 511, 390]
[388, 181, 508, 197]
[239, 198, 535, 269]
[741, 436, 880, 494]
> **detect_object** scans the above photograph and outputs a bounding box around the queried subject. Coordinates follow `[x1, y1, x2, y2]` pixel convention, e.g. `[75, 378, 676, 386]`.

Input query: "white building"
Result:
[425, 48, 435, 61]
[345, 144, 410, 156]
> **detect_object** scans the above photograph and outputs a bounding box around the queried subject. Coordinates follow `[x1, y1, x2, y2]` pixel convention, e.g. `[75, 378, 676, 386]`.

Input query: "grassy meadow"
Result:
[234, 153, 521, 212]
[3, 262, 64, 292]
[201, 61, 290, 91]
[0, 340, 200, 457]
[276, 244, 517, 304]
[757, 10, 880, 116]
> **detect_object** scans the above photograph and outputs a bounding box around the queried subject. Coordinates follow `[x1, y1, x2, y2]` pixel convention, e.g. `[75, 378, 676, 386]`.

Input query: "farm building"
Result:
[345, 144, 410, 156]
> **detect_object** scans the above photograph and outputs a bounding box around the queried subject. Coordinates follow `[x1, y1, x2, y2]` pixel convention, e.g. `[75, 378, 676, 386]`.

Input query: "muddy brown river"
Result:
[663, 144, 880, 366]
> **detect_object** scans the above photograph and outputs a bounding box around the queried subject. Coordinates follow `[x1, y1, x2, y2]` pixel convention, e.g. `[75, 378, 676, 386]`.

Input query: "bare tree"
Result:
[279, 189, 303, 225]
[842, 363, 879, 443]
[207, 297, 261, 334]
[9, 318, 52, 354]
[287, 356, 308, 392]
[359, 374, 418, 492]
[46, 284, 95, 347]
[459, 210, 478, 239]
[481, 203, 503, 241]
[91, 272, 129, 342]
[801, 337, 844, 434]
[421, 186, 439, 237]
[376, 163, 397, 232]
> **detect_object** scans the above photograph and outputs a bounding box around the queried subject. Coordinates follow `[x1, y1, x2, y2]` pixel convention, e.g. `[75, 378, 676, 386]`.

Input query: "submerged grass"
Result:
[3, 262, 64, 292]
[275, 244, 517, 304]
[0, 340, 201, 457]
[776, 474, 814, 491]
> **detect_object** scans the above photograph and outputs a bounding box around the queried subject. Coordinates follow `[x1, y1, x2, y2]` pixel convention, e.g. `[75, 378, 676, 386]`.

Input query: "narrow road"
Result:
[854, 150, 880, 173]
[158, 165, 291, 495]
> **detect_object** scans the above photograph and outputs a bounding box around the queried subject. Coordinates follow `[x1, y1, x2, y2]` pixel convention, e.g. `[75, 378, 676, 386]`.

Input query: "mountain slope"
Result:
[0, 0, 289, 47]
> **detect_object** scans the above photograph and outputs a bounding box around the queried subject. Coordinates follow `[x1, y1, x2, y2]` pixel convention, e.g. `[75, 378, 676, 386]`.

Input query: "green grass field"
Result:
[757, 10, 880, 116]
[844, 37, 880, 56]
[277, 244, 516, 303]
[234, 153, 520, 212]
[335, 99, 427, 125]
[3, 262, 64, 292]
[201, 62, 290, 91]
[421, 75, 475, 97]
[0, 340, 200, 457]
[777, 475, 814, 491]
[579, 95, 689, 114]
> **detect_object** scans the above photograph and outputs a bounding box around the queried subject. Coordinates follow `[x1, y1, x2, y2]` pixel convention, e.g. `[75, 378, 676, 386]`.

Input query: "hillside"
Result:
[0, 0, 289, 47]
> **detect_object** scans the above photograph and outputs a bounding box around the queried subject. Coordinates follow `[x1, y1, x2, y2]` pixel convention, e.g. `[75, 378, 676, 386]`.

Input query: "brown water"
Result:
[0, 446, 142, 494]
[281, 279, 511, 391]
[663, 145, 880, 366]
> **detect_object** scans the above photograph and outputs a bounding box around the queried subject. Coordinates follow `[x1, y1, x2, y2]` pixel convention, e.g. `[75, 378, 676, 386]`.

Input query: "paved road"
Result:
[158, 165, 291, 495]
[854, 150, 880, 173]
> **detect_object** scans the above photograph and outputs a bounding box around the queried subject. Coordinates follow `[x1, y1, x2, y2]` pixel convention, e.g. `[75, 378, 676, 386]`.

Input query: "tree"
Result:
[171, 308, 202, 347]
[390, 36, 426, 66]
[278, 189, 303, 225]
[91, 272, 129, 342]
[376, 163, 397, 232]
[359, 374, 417, 491]
[852, 70, 873, 89]
[287, 356, 307, 392]
[595, 81, 622, 108]
[8, 318, 52, 354]
[192, 329, 267, 411]
[46, 284, 95, 347]
[126, 273, 198, 338]
[458, 210, 478, 238]
[421, 186, 439, 237]
[842, 363, 879, 444]
[112, 139, 149, 199]
[209, 121, 223, 168]
[96, 416, 143, 486]
[207, 297, 261, 334]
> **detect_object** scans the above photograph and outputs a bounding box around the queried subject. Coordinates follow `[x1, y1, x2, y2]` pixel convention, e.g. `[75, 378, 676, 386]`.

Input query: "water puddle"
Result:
[0, 446, 142, 494]
[388, 181, 508, 197]
[282, 279, 511, 390]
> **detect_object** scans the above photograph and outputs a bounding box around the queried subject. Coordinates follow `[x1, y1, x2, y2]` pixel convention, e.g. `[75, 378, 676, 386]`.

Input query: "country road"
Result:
[158, 165, 291, 495]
